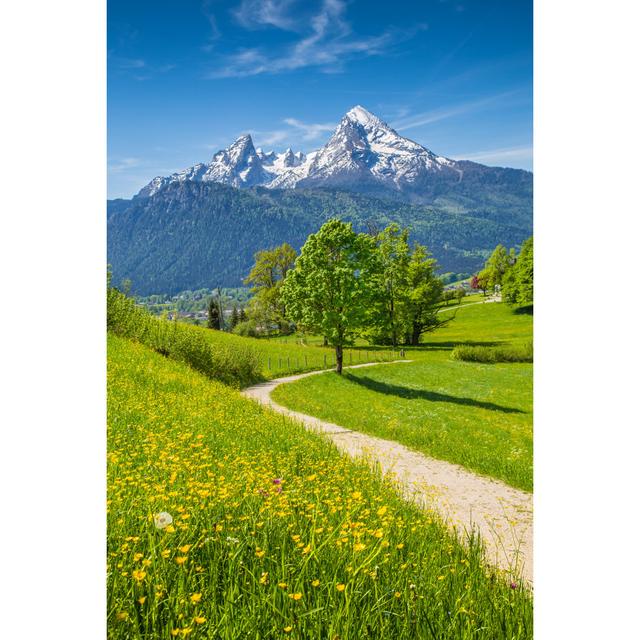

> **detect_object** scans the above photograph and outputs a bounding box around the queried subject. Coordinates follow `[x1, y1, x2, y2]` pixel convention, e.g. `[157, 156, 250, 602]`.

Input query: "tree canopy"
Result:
[281, 219, 378, 373]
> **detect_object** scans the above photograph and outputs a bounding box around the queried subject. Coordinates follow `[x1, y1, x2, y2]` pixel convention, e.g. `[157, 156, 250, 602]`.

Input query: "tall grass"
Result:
[451, 341, 533, 364]
[107, 286, 261, 386]
[108, 334, 533, 639]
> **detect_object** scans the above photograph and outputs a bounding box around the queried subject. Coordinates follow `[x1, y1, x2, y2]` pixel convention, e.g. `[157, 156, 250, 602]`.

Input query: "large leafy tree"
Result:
[503, 237, 533, 305]
[371, 224, 411, 347]
[404, 244, 448, 345]
[281, 219, 379, 373]
[483, 244, 514, 290]
[244, 243, 297, 334]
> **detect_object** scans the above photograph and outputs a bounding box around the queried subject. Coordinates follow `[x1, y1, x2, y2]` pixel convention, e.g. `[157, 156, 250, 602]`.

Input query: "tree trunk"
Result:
[335, 344, 343, 374]
[411, 323, 421, 346]
[323, 336, 328, 347]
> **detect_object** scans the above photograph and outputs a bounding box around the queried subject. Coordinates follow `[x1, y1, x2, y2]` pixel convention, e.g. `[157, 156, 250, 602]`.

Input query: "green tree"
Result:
[456, 287, 466, 304]
[230, 305, 240, 329]
[404, 244, 448, 345]
[503, 237, 533, 305]
[281, 219, 378, 374]
[371, 224, 411, 347]
[207, 297, 220, 330]
[483, 244, 512, 290]
[244, 243, 297, 334]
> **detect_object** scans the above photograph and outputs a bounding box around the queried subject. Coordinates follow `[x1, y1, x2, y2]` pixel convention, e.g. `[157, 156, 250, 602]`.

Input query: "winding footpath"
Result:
[242, 361, 533, 587]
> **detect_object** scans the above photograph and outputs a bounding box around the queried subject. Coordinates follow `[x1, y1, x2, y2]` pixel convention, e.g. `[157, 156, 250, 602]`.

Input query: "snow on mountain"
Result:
[135, 105, 516, 200]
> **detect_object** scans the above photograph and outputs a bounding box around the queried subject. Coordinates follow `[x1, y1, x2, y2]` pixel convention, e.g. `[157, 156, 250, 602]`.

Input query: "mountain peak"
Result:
[345, 105, 382, 128]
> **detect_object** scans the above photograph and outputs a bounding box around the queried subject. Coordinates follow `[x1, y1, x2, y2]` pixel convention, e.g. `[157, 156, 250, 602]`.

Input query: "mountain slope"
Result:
[135, 105, 532, 215]
[108, 182, 531, 295]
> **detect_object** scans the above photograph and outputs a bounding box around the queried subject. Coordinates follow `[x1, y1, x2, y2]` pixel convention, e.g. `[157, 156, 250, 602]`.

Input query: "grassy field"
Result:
[194, 325, 398, 379]
[272, 302, 533, 491]
[108, 334, 532, 639]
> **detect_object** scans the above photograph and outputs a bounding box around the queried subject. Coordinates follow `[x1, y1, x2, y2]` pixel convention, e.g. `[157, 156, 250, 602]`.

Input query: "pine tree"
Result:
[207, 297, 220, 330]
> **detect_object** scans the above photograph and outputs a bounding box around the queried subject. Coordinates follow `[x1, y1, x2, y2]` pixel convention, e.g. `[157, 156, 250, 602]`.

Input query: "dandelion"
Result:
[154, 512, 173, 529]
[311, 579, 320, 587]
[351, 491, 362, 500]
[132, 569, 146, 582]
[377, 506, 388, 517]
[194, 616, 206, 624]
[161, 549, 171, 559]
[394, 591, 401, 598]
[396, 543, 404, 550]
[336, 583, 346, 592]
[283, 626, 292, 633]
[133, 552, 144, 562]
[190, 593, 202, 604]
[255, 549, 265, 559]
[176, 556, 188, 565]
[278, 582, 288, 589]
[179, 544, 191, 554]
[137, 596, 146, 605]
[354, 543, 366, 552]
[289, 593, 303, 600]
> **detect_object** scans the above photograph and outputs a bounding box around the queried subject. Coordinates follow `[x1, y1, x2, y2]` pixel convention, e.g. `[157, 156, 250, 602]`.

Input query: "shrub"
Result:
[107, 286, 261, 386]
[451, 341, 533, 363]
[232, 319, 260, 338]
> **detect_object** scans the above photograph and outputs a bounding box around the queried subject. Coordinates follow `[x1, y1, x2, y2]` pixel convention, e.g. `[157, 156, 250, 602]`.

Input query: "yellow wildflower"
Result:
[175, 556, 188, 565]
[336, 583, 346, 592]
[311, 579, 320, 587]
[377, 506, 388, 517]
[284, 626, 293, 633]
[190, 593, 202, 604]
[194, 616, 206, 624]
[132, 569, 146, 582]
[137, 596, 146, 605]
[259, 572, 269, 585]
[289, 592, 303, 600]
[353, 543, 366, 552]
[178, 544, 191, 554]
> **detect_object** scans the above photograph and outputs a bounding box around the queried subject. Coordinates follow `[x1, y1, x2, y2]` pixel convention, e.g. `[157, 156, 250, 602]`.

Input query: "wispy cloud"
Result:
[208, 0, 425, 78]
[108, 157, 143, 173]
[391, 90, 525, 131]
[452, 145, 532, 166]
[201, 0, 221, 52]
[108, 52, 177, 80]
[232, 0, 299, 31]
[283, 117, 335, 140]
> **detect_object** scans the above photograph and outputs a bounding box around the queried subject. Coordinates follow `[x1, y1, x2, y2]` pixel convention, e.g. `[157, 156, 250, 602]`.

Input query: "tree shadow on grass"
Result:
[417, 340, 506, 351]
[344, 374, 525, 414]
[513, 305, 533, 315]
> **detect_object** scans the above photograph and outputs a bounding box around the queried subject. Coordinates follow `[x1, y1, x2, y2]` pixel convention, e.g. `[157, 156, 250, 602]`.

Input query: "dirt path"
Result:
[242, 361, 533, 586]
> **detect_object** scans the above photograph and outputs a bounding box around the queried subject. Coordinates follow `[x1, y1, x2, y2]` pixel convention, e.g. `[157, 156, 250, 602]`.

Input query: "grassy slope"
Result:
[108, 334, 532, 639]
[272, 303, 533, 491]
[193, 324, 397, 379]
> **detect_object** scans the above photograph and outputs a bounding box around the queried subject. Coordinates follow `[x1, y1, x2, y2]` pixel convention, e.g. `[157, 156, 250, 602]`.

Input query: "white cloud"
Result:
[233, 0, 299, 31]
[283, 117, 335, 140]
[452, 145, 532, 166]
[391, 91, 524, 131]
[108, 157, 142, 173]
[208, 0, 424, 78]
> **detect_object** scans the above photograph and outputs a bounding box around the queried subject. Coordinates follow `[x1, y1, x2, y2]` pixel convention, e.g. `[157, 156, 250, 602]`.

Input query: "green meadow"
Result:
[272, 302, 533, 491]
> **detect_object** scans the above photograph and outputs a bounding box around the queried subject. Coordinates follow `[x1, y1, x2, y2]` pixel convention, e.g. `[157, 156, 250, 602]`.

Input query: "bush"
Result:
[107, 286, 261, 386]
[451, 341, 533, 363]
[232, 319, 260, 338]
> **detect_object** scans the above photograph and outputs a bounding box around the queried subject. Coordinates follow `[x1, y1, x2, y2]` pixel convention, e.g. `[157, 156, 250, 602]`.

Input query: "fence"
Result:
[261, 348, 402, 373]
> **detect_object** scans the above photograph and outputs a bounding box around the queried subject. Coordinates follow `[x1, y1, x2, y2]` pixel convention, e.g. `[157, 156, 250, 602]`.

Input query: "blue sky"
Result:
[108, 0, 532, 198]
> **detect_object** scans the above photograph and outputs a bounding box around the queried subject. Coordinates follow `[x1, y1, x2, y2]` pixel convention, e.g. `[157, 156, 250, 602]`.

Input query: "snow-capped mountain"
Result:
[136, 105, 531, 205]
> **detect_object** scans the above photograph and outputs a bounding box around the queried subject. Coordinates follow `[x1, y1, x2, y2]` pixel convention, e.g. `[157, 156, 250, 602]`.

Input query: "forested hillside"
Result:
[108, 182, 532, 295]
